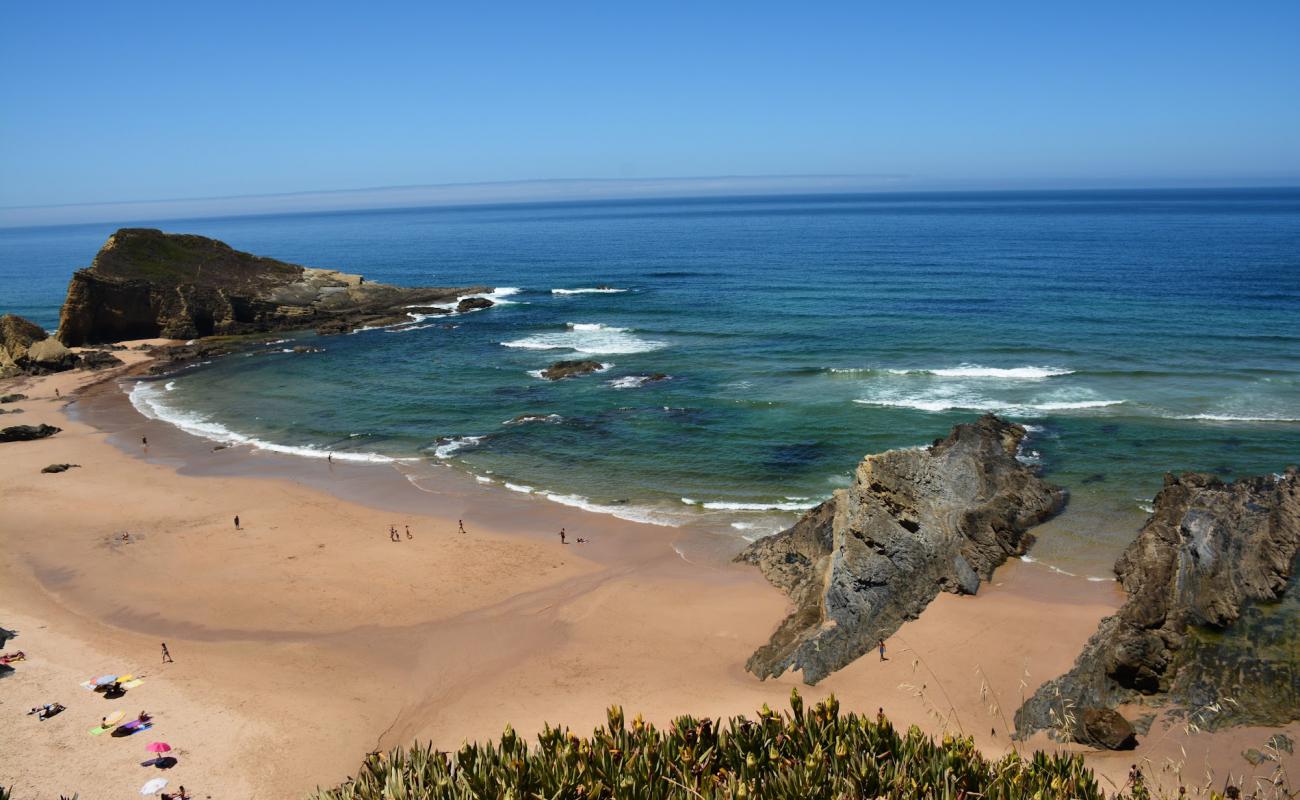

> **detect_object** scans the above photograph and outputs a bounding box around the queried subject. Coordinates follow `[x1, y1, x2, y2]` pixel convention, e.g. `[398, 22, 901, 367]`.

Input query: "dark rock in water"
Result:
[41, 463, 81, 473]
[737, 415, 1065, 684]
[1, 393, 27, 403]
[55, 228, 489, 344]
[1081, 473, 1106, 484]
[1015, 467, 1300, 740]
[1077, 708, 1137, 750]
[405, 306, 454, 316]
[292, 345, 324, 354]
[540, 360, 606, 381]
[456, 297, 494, 313]
[1, 424, 61, 442]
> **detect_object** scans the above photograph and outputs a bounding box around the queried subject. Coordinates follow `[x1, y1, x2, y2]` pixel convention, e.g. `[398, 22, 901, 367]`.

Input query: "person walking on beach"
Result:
[161, 642, 173, 663]
[405, 525, 412, 540]
[142, 435, 148, 448]
[389, 525, 399, 542]
[458, 519, 466, 534]
[878, 639, 887, 661]
[559, 527, 567, 544]
[234, 515, 240, 530]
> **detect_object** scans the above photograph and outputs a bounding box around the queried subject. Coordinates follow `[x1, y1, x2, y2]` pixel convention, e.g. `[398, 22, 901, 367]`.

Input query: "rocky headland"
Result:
[738, 414, 1065, 684]
[1016, 468, 1300, 743]
[1, 313, 122, 377]
[55, 228, 491, 345]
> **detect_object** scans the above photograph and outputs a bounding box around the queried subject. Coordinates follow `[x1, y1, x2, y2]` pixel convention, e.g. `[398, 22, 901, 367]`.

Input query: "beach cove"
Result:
[2, 348, 1295, 798]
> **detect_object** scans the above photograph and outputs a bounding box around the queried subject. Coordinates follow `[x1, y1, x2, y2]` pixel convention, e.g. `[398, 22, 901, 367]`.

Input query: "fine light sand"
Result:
[1, 351, 1295, 798]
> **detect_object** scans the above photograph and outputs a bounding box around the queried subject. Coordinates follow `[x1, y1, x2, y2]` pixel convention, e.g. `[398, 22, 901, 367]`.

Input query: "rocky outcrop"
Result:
[41, 463, 80, 474]
[1016, 469, 1300, 739]
[1, 314, 78, 376]
[0, 424, 61, 442]
[456, 297, 494, 313]
[738, 415, 1065, 684]
[1, 393, 27, 403]
[1, 313, 125, 376]
[540, 360, 607, 380]
[1077, 708, 1137, 750]
[56, 229, 490, 345]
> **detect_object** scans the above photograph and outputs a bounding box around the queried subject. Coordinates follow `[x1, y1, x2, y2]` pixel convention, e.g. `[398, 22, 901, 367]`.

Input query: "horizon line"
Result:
[3, 174, 1299, 230]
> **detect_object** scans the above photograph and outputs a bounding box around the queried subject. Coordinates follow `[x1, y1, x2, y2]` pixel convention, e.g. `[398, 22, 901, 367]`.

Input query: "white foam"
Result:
[539, 492, 682, 527]
[475, 475, 495, 484]
[702, 500, 819, 512]
[502, 414, 563, 425]
[566, 322, 629, 332]
[552, 287, 627, 295]
[503, 324, 664, 355]
[606, 374, 669, 389]
[164, 381, 176, 391]
[127, 381, 398, 464]
[503, 482, 535, 494]
[854, 388, 1123, 415]
[920, 365, 1074, 379]
[432, 435, 484, 459]
[680, 498, 700, 505]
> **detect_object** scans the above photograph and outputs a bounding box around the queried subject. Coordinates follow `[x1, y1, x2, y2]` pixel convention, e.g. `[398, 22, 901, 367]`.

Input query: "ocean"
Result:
[3, 189, 1298, 576]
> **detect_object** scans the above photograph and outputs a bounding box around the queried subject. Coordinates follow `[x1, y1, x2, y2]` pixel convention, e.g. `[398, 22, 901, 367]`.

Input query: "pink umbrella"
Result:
[145, 741, 172, 758]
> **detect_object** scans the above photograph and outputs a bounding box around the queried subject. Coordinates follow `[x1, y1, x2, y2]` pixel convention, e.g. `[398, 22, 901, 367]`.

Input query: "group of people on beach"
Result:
[388, 524, 413, 541]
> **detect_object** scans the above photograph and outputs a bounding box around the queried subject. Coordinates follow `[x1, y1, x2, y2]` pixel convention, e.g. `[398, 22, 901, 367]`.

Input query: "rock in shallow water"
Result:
[1015, 467, 1300, 739]
[540, 360, 606, 380]
[737, 414, 1065, 684]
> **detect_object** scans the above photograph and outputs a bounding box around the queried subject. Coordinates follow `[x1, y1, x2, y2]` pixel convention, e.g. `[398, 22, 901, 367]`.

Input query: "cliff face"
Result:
[1015, 469, 1300, 739]
[57, 229, 488, 345]
[738, 415, 1065, 684]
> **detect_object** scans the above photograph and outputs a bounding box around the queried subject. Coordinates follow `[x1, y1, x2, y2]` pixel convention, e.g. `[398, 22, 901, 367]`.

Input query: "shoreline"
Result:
[2, 350, 1293, 797]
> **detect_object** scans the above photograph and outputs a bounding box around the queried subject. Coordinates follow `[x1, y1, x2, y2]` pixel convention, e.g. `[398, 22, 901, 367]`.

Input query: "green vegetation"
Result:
[311, 691, 1138, 800]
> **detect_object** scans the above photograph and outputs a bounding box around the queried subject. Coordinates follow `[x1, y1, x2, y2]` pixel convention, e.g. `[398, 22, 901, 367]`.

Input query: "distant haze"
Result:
[5, 174, 1300, 229]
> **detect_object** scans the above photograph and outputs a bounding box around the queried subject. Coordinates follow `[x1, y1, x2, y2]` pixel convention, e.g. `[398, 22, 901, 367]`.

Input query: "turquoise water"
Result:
[3, 190, 1298, 571]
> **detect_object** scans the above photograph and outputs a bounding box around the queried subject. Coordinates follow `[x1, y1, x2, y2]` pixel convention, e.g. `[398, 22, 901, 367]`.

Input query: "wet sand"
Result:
[1, 350, 1293, 797]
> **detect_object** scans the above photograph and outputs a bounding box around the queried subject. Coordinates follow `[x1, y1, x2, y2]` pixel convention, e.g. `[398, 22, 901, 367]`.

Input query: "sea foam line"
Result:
[552, 287, 628, 295]
[127, 381, 400, 464]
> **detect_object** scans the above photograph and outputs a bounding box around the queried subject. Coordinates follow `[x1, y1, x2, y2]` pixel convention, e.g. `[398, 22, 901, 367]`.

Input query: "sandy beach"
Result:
[2, 351, 1295, 798]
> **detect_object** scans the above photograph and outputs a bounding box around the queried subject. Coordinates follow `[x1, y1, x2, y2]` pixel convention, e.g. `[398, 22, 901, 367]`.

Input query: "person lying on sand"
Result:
[576, 537, 588, 543]
[0, 650, 25, 663]
[27, 703, 64, 720]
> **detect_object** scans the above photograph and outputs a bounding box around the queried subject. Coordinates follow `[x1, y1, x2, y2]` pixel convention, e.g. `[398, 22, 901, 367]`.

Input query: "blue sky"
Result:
[2, 0, 1297, 214]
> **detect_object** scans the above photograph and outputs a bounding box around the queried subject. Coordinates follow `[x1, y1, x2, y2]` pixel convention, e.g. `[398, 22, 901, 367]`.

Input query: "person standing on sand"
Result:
[161, 642, 173, 663]
[234, 515, 240, 530]
[458, 519, 466, 534]
[142, 435, 148, 447]
[405, 525, 412, 540]
[559, 527, 567, 544]
[878, 639, 887, 661]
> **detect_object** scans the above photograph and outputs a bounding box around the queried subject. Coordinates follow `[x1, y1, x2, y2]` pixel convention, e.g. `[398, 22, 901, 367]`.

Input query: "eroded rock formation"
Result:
[56, 229, 490, 345]
[0, 424, 61, 442]
[1015, 469, 1300, 739]
[738, 415, 1065, 684]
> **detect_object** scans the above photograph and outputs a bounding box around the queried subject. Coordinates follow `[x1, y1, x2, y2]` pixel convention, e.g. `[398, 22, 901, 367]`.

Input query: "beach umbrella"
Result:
[146, 741, 172, 754]
[93, 674, 119, 686]
[140, 777, 168, 795]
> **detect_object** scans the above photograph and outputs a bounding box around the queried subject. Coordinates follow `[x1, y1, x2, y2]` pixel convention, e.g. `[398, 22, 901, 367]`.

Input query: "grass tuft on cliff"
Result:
[309, 691, 1162, 799]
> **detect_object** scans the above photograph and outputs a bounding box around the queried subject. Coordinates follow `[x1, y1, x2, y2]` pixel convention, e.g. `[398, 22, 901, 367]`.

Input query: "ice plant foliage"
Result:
[309, 692, 1150, 799]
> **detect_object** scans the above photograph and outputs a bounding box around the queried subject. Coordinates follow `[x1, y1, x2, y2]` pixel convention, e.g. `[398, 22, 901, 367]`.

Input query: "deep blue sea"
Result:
[3, 189, 1298, 574]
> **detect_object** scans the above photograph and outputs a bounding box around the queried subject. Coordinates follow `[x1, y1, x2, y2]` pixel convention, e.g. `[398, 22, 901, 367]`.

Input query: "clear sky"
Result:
[2, 0, 1298, 214]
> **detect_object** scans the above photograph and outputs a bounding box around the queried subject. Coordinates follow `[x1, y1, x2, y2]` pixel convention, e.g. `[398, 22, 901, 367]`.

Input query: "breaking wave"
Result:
[503, 324, 665, 355]
[127, 380, 399, 464]
[552, 287, 628, 295]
